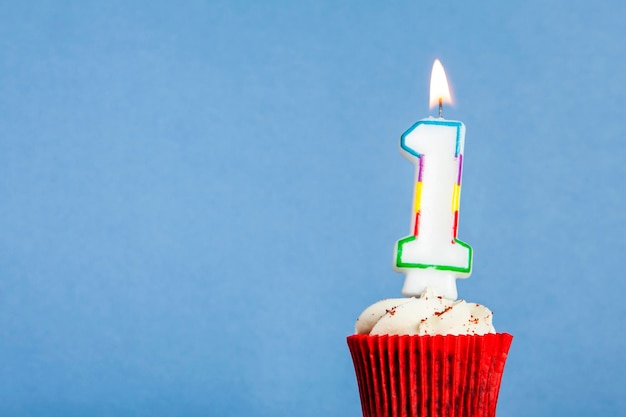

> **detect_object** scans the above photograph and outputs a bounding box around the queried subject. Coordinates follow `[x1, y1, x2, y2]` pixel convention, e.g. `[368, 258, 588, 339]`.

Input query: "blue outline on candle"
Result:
[395, 118, 472, 274]
[400, 119, 463, 158]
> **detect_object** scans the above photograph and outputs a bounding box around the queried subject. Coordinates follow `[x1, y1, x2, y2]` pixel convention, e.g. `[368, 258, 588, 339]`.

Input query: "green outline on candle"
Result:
[395, 235, 473, 273]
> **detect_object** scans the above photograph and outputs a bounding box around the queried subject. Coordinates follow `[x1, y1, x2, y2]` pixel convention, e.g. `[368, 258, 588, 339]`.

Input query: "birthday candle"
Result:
[393, 60, 472, 300]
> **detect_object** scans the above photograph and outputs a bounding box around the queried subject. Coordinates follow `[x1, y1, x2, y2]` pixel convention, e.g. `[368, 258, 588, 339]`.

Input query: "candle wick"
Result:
[438, 97, 443, 118]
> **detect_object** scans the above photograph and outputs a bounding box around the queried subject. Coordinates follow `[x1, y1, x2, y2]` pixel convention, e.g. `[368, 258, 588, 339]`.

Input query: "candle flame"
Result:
[429, 59, 452, 109]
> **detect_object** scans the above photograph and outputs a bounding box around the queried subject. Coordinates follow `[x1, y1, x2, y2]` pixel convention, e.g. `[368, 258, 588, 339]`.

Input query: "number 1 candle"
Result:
[394, 59, 472, 300]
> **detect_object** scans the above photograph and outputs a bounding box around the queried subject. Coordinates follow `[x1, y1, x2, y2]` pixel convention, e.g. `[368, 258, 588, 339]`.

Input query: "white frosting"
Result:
[355, 287, 495, 336]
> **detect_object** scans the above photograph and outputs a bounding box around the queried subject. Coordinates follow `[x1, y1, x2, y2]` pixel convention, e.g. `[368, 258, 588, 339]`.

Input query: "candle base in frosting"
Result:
[401, 269, 459, 299]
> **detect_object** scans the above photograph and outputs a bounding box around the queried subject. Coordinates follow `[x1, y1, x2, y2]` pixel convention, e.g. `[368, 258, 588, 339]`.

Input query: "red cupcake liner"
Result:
[347, 333, 513, 417]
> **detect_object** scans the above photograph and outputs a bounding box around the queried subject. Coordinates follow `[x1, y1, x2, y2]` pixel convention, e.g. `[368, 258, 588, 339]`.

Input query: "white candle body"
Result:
[394, 118, 472, 300]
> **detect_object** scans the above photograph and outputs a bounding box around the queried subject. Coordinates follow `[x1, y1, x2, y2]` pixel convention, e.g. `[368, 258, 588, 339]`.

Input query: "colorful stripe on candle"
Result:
[451, 154, 463, 239]
[411, 158, 463, 239]
[411, 153, 463, 239]
[412, 158, 424, 236]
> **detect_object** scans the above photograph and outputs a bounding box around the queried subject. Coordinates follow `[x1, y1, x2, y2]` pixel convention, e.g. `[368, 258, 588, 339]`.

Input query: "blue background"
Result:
[1, 1, 624, 416]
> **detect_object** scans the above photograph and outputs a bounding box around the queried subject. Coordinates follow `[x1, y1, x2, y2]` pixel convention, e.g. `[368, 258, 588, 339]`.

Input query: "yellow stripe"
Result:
[451, 183, 461, 212]
[413, 182, 422, 213]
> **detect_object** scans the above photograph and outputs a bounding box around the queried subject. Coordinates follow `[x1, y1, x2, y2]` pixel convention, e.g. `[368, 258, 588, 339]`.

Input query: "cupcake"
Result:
[347, 288, 512, 417]
[348, 59, 513, 417]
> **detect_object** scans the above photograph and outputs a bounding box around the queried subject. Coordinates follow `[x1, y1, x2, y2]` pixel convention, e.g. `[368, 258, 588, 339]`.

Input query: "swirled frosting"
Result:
[355, 287, 495, 336]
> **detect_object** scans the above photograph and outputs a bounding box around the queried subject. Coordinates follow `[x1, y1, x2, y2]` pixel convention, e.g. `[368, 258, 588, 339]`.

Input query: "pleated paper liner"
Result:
[347, 333, 513, 417]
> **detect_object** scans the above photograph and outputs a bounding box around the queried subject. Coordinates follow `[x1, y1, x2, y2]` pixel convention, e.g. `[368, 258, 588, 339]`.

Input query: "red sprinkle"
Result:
[434, 306, 453, 317]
